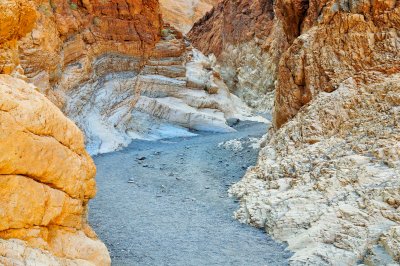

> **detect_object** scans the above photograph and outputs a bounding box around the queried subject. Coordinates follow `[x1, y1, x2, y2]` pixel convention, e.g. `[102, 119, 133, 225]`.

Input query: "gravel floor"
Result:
[89, 120, 292, 266]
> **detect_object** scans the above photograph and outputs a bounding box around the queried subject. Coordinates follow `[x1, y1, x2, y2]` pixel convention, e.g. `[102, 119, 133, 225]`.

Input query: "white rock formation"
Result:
[230, 77, 400, 265]
[62, 43, 259, 155]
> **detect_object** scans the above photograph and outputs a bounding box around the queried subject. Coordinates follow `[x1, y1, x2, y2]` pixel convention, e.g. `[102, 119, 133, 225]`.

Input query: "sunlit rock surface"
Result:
[0, 75, 110, 266]
[159, 0, 220, 34]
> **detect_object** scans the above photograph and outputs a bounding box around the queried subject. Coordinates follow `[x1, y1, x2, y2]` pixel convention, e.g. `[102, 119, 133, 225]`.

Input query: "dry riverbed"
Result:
[89, 120, 292, 265]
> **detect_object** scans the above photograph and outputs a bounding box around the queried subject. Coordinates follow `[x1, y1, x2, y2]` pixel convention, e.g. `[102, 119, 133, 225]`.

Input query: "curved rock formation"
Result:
[159, 0, 220, 34]
[4, 0, 254, 155]
[64, 27, 255, 155]
[230, 0, 400, 264]
[0, 75, 110, 265]
[188, 0, 288, 111]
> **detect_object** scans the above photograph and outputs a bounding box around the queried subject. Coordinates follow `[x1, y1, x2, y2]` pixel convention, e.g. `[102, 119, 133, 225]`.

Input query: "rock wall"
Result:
[0, 0, 36, 76]
[159, 0, 220, 34]
[230, 0, 400, 264]
[0, 0, 257, 155]
[188, 0, 288, 111]
[63, 27, 256, 155]
[273, 0, 400, 128]
[0, 2, 110, 264]
[0, 75, 110, 265]
[17, 0, 162, 103]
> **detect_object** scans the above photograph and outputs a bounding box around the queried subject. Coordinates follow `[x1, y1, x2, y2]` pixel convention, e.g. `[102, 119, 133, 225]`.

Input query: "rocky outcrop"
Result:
[17, 0, 161, 100]
[273, 0, 400, 128]
[188, 0, 288, 111]
[0, 1, 112, 264]
[0, 75, 111, 265]
[230, 0, 400, 264]
[159, 0, 220, 34]
[0, 0, 258, 155]
[0, 0, 36, 76]
[63, 27, 256, 155]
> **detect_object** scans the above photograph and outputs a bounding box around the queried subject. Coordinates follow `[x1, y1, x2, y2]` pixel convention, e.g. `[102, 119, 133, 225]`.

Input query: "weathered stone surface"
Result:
[0, 75, 110, 265]
[189, 0, 288, 111]
[3, 1, 256, 156]
[231, 77, 400, 265]
[0, 0, 36, 75]
[273, 0, 400, 128]
[159, 0, 220, 34]
[16, 0, 161, 96]
[63, 28, 259, 155]
[230, 0, 400, 263]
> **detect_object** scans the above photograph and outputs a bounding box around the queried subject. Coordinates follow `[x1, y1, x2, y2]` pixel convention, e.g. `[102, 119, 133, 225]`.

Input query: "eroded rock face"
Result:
[63, 27, 256, 155]
[189, 0, 288, 111]
[0, 0, 36, 75]
[17, 0, 161, 99]
[230, 0, 400, 264]
[273, 0, 400, 128]
[5, 1, 253, 155]
[159, 0, 220, 34]
[0, 75, 110, 265]
[231, 77, 400, 265]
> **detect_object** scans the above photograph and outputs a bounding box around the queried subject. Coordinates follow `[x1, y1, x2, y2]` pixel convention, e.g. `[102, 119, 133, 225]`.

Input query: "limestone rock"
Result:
[0, 0, 36, 75]
[0, 75, 110, 265]
[231, 77, 400, 265]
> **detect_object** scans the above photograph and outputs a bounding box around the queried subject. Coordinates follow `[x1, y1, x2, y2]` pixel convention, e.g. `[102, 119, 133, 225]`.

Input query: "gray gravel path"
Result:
[89, 121, 292, 266]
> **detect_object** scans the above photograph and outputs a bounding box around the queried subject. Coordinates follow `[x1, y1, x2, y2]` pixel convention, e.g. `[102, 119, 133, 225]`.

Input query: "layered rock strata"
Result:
[230, 0, 400, 264]
[63, 27, 255, 154]
[189, 0, 288, 111]
[0, 0, 255, 155]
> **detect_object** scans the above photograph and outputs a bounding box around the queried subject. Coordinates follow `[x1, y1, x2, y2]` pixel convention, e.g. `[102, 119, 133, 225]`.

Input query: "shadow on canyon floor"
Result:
[89, 120, 292, 265]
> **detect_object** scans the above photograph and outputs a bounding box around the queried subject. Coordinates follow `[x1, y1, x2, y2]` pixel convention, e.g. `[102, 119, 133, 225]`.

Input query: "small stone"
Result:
[227, 118, 240, 127]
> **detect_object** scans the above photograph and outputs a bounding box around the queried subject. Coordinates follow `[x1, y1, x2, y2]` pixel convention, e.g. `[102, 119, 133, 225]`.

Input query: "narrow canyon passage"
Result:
[89, 120, 291, 265]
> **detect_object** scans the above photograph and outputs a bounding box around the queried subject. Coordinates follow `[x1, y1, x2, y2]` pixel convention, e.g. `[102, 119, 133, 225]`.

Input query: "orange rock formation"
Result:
[159, 0, 220, 34]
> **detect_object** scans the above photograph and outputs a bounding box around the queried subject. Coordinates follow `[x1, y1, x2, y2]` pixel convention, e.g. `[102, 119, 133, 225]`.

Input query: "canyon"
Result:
[1, 0, 400, 265]
[191, 0, 400, 264]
